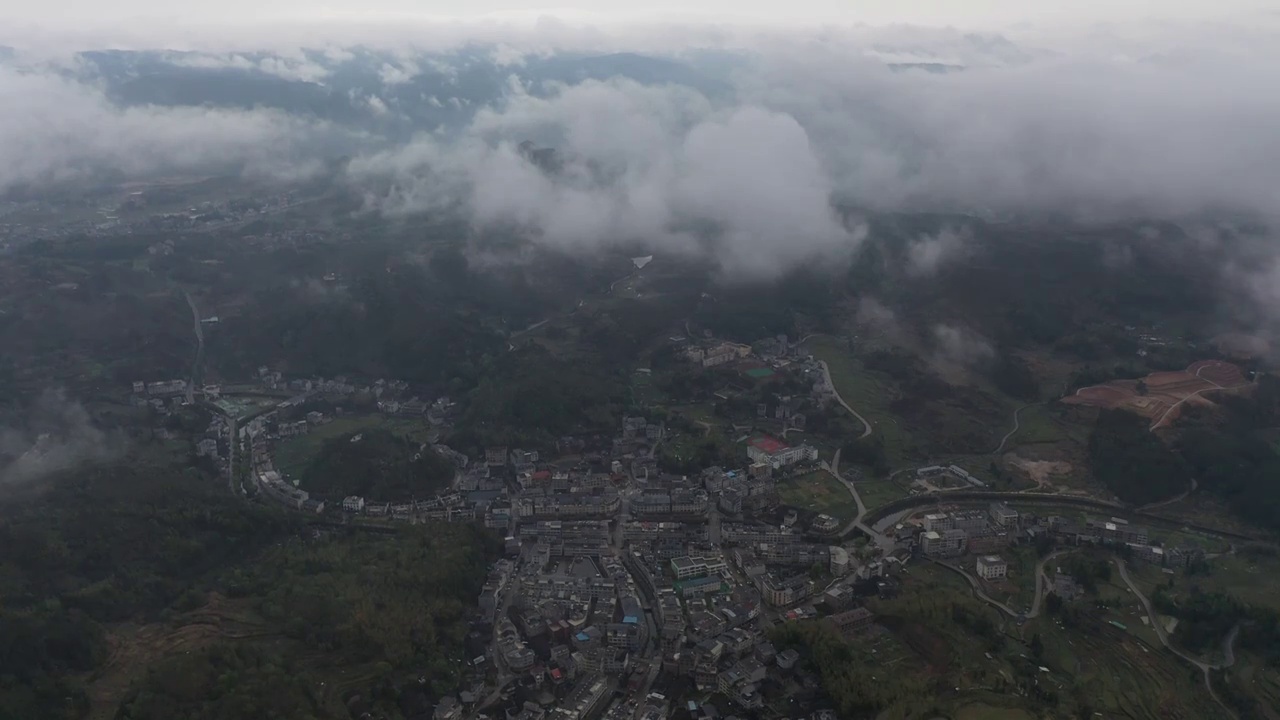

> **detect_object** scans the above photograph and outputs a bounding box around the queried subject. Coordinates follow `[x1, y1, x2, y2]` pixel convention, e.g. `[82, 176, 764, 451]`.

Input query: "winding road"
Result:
[1138, 476, 1199, 512]
[993, 403, 1038, 454]
[184, 291, 204, 396]
[822, 449, 894, 551]
[816, 359, 873, 440]
[1114, 558, 1239, 719]
[929, 549, 1068, 620]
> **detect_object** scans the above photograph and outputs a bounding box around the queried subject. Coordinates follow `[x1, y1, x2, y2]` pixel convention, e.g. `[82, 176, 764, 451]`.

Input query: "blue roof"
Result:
[623, 615, 639, 624]
[575, 632, 589, 641]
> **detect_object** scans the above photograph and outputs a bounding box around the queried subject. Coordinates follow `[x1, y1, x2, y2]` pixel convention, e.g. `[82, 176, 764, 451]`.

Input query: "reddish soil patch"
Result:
[1061, 360, 1251, 429]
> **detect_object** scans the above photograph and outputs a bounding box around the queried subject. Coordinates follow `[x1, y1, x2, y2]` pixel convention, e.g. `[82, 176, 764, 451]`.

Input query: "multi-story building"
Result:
[976, 555, 1008, 580]
[746, 436, 819, 469]
[759, 573, 814, 607]
[922, 512, 955, 532]
[951, 509, 990, 534]
[670, 554, 728, 580]
[989, 502, 1019, 528]
[921, 529, 967, 557]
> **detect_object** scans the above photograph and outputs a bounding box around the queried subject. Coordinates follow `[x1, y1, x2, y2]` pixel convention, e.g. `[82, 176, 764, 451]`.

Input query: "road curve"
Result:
[929, 549, 1067, 621]
[1138, 476, 1199, 512]
[816, 359, 873, 440]
[994, 403, 1038, 454]
[1114, 558, 1238, 719]
[928, 558, 1019, 617]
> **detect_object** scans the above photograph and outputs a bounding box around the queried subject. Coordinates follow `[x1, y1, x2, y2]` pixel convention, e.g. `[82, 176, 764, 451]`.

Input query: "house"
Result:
[976, 555, 1008, 580]
[485, 447, 508, 467]
[827, 607, 874, 638]
[342, 496, 365, 512]
[776, 648, 800, 671]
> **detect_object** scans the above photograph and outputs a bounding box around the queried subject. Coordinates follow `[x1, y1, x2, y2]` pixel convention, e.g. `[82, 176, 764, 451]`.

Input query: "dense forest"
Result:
[450, 345, 628, 453]
[1174, 376, 1280, 532]
[0, 449, 297, 718]
[0, 439, 499, 720]
[118, 524, 501, 720]
[1087, 409, 1191, 505]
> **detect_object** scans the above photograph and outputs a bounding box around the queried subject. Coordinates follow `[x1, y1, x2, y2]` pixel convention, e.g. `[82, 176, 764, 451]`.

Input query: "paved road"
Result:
[930, 549, 1067, 621]
[1114, 558, 1239, 719]
[823, 449, 894, 551]
[183, 291, 204, 402]
[816, 360, 873, 440]
[1029, 550, 1068, 617]
[993, 403, 1038, 454]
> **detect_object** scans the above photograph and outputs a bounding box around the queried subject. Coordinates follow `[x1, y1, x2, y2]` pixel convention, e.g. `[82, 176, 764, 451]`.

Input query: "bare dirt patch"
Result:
[1005, 454, 1074, 491]
[1061, 360, 1249, 429]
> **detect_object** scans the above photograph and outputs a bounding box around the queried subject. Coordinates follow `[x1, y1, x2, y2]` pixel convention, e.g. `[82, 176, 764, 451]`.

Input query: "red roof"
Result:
[749, 435, 789, 454]
[532, 470, 551, 480]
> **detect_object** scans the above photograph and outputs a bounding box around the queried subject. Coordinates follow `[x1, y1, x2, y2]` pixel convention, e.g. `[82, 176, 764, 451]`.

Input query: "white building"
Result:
[976, 555, 1008, 580]
[342, 496, 365, 512]
[746, 436, 819, 470]
[922, 513, 954, 532]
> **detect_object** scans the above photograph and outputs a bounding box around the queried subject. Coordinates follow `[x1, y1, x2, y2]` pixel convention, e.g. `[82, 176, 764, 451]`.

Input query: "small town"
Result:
[126, 333, 1220, 720]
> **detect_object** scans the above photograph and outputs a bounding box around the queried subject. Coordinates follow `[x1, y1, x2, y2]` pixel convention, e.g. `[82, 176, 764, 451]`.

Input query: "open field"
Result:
[954, 704, 1034, 720]
[274, 415, 431, 479]
[777, 470, 860, 521]
[1062, 360, 1249, 429]
[1203, 551, 1280, 614]
[853, 477, 910, 510]
[806, 337, 913, 463]
[1004, 403, 1084, 447]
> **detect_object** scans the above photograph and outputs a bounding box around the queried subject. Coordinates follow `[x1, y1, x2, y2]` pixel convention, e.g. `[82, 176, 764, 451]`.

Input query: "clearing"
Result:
[777, 470, 860, 521]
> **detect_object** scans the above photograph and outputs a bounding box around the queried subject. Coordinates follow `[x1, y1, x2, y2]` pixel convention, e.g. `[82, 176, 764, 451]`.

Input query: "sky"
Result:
[4, 0, 1271, 28]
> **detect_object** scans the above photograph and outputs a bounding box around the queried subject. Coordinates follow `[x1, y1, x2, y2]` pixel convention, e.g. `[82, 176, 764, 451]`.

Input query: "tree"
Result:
[1030, 633, 1044, 660]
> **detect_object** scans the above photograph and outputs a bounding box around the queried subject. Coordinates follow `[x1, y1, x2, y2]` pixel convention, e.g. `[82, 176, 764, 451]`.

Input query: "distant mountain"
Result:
[62, 47, 733, 138]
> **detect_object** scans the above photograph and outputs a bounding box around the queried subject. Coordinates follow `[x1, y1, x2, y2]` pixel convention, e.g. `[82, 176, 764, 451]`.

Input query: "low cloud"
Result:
[906, 226, 971, 277]
[351, 79, 863, 280]
[930, 323, 995, 381]
[855, 296, 909, 345]
[0, 389, 123, 489]
[170, 51, 330, 83]
[0, 66, 334, 193]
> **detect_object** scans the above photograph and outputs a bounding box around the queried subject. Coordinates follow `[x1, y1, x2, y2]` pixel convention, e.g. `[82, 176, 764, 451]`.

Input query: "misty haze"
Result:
[2, 2, 1280, 720]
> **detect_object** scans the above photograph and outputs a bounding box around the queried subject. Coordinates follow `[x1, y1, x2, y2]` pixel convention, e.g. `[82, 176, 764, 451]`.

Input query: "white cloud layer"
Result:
[1, 17, 1279, 281]
[350, 79, 862, 278]
[0, 66, 331, 192]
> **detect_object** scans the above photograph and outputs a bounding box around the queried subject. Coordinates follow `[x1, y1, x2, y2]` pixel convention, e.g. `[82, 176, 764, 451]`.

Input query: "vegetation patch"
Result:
[296, 427, 454, 501]
[777, 470, 859, 521]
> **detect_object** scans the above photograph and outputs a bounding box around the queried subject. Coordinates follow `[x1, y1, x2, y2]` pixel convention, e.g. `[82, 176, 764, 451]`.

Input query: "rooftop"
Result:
[748, 435, 789, 454]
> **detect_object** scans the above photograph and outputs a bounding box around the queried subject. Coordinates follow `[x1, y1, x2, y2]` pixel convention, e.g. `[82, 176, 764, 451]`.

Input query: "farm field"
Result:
[853, 477, 909, 510]
[777, 470, 859, 521]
